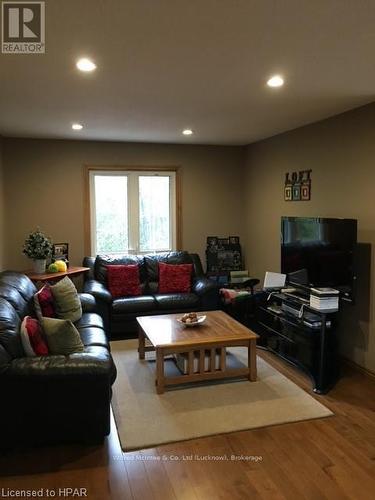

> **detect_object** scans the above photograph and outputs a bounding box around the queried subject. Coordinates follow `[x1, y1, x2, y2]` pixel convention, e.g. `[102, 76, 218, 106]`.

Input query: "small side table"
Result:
[25, 266, 90, 286]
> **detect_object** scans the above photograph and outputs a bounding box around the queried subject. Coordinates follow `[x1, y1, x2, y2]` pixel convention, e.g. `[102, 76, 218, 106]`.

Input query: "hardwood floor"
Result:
[1, 350, 375, 500]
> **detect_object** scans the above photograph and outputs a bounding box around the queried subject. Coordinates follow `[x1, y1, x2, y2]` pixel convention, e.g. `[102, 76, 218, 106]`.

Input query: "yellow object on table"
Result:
[54, 260, 67, 272]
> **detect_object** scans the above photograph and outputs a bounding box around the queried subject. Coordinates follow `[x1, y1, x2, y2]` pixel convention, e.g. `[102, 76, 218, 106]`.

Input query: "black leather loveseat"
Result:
[83, 251, 220, 338]
[0, 271, 116, 448]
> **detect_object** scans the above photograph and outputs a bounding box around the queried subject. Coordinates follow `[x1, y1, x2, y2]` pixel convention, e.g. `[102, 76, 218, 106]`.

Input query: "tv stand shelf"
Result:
[255, 291, 339, 393]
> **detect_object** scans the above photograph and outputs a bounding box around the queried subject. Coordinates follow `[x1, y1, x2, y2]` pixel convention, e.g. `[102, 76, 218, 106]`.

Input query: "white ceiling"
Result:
[1, 0, 375, 145]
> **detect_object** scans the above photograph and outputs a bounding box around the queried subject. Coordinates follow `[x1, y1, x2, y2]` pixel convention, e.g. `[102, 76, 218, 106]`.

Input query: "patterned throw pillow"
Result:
[34, 284, 56, 321]
[158, 262, 193, 293]
[106, 264, 141, 298]
[50, 276, 82, 323]
[42, 317, 84, 355]
[20, 316, 49, 357]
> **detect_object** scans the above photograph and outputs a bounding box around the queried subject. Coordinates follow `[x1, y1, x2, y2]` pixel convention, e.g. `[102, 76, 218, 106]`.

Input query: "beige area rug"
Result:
[110, 339, 333, 451]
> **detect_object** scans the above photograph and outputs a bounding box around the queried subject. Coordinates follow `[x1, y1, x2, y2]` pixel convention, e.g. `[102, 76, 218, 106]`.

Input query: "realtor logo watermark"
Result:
[1, 1, 45, 53]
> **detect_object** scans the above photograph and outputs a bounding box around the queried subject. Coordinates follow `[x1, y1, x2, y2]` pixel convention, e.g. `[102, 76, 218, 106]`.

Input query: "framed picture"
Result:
[218, 238, 229, 246]
[207, 236, 218, 246]
[52, 243, 69, 263]
[301, 182, 311, 200]
[292, 185, 301, 201]
[206, 237, 218, 272]
[229, 236, 240, 245]
[217, 250, 242, 271]
[284, 185, 292, 201]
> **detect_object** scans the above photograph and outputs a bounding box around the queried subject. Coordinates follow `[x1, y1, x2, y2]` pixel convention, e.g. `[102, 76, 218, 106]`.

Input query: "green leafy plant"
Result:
[23, 229, 53, 259]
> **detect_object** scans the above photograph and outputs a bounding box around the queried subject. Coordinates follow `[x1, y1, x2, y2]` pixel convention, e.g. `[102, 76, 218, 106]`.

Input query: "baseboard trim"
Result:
[342, 356, 375, 380]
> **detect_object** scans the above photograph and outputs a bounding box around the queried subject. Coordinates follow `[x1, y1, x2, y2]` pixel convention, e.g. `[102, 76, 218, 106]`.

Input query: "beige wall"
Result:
[3, 103, 375, 372]
[244, 102, 375, 372]
[2, 138, 246, 271]
[0, 136, 4, 269]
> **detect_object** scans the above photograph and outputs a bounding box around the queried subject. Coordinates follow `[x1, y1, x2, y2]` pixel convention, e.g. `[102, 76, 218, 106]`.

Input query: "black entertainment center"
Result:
[256, 286, 339, 393]
[254, 216, 357, 393]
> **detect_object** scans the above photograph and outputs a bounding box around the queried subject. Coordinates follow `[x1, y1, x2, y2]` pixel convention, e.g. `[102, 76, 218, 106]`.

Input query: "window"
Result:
[88, 169, 177, 255]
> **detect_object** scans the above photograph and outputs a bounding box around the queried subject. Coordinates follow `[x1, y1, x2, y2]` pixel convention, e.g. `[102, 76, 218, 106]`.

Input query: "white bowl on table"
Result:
[177, 315, 206, 327]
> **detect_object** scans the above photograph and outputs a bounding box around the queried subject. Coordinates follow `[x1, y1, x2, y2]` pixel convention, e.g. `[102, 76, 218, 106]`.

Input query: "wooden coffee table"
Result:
[137, 310, 259, 394]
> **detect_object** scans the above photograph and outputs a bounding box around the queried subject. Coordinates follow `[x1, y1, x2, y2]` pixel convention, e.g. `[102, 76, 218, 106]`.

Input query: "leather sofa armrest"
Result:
[2, 347, 116, 447]
[192, 277, 220, 296]
[79, 293, 97, 313]
[82, 256, 95, 280]
[7, 346, 114, 380]
[193, 277, 220, 310]
[83, 279, 112, 304]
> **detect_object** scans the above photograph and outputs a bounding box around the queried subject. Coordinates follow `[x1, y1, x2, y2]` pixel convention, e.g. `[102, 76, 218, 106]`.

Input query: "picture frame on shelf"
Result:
[206, 235, 242, 272]
[207, 236, 218, 247]
[218, 237, 229, 247]
[229, 236, 240, 245]
[52, 243, 69, 264]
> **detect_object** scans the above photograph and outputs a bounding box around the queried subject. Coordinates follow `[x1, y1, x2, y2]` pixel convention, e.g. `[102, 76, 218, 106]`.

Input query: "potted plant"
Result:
[23, 229, 53, 274]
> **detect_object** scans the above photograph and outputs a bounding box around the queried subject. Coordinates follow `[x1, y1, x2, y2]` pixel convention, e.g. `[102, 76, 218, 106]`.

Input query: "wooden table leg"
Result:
[138, 326, 145, 360]
[156, 348, 165, 394]
[248, 338, 257, 381]
[220, 347, 226, 372]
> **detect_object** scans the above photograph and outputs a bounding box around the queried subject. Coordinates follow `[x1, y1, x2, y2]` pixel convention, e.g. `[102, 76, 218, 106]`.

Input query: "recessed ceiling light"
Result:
[72, 123, 83, 130]
[182, 129, 193, 136]
[76, 58, 96, 72]
[267, 75, 284, 88]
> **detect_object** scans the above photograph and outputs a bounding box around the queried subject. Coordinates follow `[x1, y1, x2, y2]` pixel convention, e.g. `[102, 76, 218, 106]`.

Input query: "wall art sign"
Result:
[284, 169, 311, 201]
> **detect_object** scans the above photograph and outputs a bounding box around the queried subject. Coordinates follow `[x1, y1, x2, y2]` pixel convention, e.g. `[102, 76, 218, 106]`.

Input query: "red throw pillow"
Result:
[106, 264, 141, 298]
[158, 262, 193, 293]
[20, 316, 49, 357]
[34, 284, 56, 321]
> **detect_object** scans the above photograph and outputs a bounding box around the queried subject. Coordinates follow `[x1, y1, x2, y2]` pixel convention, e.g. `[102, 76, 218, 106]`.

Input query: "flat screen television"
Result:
[281, 217, 357, 301]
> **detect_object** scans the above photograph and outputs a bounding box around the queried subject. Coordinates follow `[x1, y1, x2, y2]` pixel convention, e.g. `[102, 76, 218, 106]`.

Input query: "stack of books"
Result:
[310, 287, 339, 311]
[230, 270, 249, 284]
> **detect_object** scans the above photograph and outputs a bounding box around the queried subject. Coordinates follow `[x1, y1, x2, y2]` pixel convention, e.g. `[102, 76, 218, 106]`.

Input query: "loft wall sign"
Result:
[284, 169, 312, 201]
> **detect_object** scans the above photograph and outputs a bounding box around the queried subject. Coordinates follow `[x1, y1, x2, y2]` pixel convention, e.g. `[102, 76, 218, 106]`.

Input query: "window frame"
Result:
[84, 165, 181, 256]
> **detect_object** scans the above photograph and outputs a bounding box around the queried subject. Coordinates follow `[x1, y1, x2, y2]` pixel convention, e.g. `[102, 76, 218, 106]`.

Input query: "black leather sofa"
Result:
[0, 271, 116, 448]
[83, 251, 220, 338]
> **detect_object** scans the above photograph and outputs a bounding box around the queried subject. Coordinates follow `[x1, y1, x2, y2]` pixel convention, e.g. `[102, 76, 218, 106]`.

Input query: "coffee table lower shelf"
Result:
[138, 332, 257, 394]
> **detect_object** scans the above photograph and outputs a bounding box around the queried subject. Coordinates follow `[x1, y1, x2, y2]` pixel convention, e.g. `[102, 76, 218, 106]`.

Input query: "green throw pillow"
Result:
[42, 317, 84, 355]
[50, 276, 82, 323]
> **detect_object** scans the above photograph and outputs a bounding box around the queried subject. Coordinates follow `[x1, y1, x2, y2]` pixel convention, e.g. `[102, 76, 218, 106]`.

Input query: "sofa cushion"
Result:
[20, 316, 49, 357]
[153, 293, 200, 310]
[75, 312, 104, 330]
[9, 345, 113, 377]
[144, 251, 193, 283]
[42, 317, 84, 356]
[34, 284, 56, 321]
[79, 328, 108, 348]
[95, 254, 146, 285]
[112, 296, 157, 315]
[106, 264, 141, 298]
[50, 277, 82, 323]
[158, 262, 193, 293]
